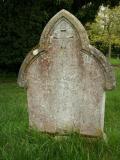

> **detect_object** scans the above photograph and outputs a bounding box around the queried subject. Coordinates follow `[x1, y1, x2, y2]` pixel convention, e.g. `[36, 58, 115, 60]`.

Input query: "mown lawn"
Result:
[0, 67, 120, 160]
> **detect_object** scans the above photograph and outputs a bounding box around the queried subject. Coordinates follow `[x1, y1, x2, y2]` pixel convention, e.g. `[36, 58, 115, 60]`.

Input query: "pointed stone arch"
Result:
[39, 9, 90, 52]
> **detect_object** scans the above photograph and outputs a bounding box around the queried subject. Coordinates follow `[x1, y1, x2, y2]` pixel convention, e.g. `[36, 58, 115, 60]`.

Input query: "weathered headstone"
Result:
[18, 9, 115, 137]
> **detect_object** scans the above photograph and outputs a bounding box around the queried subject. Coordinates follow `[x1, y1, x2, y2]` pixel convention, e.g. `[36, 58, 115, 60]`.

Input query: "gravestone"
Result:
[18, 9, 115, 137]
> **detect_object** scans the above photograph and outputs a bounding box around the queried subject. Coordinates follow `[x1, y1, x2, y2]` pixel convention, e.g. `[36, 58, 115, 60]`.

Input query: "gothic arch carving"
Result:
[39, 9, 90, 52]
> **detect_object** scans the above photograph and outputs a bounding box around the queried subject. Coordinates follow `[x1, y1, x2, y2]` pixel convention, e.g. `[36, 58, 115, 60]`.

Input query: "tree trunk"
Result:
[108, 33, 112, 59]
[108, 40, 112, 59]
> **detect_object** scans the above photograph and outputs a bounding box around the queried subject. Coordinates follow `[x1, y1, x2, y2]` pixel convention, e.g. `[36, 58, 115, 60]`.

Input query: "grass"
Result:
[109, 58, 120, 65]
[0, 68, 120, 160]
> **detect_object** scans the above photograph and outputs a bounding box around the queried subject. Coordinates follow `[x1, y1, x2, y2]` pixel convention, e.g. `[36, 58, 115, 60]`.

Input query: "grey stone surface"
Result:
[18, 9, 115, 137]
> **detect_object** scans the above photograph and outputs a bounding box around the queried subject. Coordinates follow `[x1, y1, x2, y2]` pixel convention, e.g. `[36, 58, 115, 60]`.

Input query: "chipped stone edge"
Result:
[39, 9, 90, 52]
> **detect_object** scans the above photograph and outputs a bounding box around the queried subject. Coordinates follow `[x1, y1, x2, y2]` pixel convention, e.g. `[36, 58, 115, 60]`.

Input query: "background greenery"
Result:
[88, 5, 120, 58]
[0, 0, 120, 72]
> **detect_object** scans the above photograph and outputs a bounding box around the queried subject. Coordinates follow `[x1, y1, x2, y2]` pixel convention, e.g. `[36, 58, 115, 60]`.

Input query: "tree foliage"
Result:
[88, 5, 120, 58]
[0, 0, 119, 72]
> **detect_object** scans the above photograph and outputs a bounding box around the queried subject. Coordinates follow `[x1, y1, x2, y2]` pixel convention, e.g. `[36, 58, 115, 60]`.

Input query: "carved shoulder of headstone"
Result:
[89, 45, 116, 90]
[17, 45, 46, 87]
